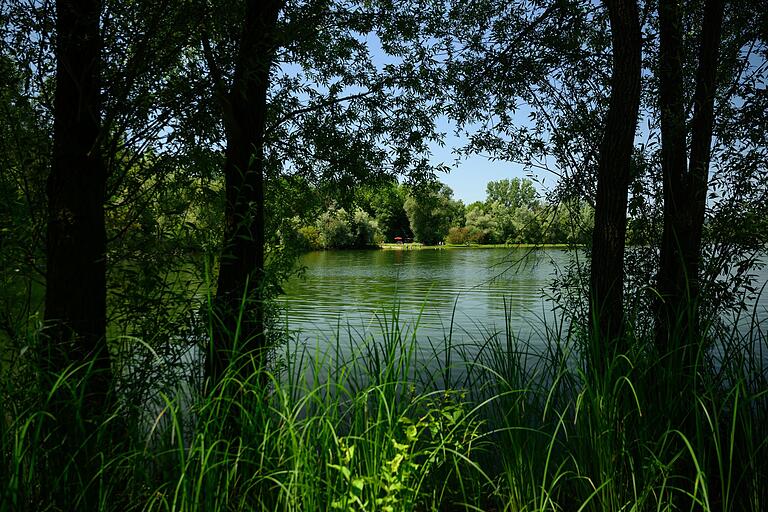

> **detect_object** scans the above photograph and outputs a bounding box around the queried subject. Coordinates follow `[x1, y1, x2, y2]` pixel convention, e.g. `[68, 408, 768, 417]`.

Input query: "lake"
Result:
[279, 247, 768, 360]
[280, 248, 576, 360]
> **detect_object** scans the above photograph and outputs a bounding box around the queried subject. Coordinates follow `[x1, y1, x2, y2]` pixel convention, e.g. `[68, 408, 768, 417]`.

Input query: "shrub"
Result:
[317, 207, 354, 248]
[351, 208, 381, 247]
[297, 225, 322, 251]
[446, 227, 470, 245]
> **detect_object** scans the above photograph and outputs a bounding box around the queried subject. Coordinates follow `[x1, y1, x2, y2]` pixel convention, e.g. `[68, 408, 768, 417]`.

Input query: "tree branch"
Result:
[265, 88, 379, 137]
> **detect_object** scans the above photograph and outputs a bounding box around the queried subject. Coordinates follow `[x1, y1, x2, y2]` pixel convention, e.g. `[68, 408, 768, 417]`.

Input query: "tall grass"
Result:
[1, 300, 767, 511]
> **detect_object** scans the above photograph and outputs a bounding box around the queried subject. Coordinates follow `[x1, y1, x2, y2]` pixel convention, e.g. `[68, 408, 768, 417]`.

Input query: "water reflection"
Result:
[279, 248, 570, 349]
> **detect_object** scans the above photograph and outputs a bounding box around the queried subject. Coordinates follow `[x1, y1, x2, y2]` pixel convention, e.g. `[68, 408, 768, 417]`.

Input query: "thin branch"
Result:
[201, 30, 229, 102]
[265, 88, 378, 137]
[464, 4, 559, 91]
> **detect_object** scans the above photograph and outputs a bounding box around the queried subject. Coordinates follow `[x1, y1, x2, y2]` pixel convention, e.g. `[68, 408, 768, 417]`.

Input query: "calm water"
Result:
[279, 248, 572, 350]
[279, 248, 768, 353]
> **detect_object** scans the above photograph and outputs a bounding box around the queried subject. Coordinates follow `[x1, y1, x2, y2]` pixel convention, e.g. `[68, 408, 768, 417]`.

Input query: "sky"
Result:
[425, 118, 551, 205]
[438, 155, 530, 205]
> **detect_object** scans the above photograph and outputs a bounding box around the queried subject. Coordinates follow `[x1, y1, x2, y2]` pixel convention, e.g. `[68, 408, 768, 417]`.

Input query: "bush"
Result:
[446, 227, 471, 245]
[471, 228, 494, 244]
[351, 208, 381, 247]
[297, 225, 322, 251]
[317, 207, 354, 248]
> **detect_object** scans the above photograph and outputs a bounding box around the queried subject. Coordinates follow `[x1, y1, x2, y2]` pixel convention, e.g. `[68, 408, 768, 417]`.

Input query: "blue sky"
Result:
[430, 143, 530, 205]
[426, 118, 550, 205]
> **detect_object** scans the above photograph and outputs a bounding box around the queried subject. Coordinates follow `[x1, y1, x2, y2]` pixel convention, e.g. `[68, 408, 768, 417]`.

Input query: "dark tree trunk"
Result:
[207, 0, 282, 387]
[655, 2, 725, 504]
[45, 0, 111, 408]
[588, 0, 642, 362]
[655, 0, 724, 355]
[43, 0, 112, 507]
[687, 0, 724, 285]
[656, 0, 690, 351]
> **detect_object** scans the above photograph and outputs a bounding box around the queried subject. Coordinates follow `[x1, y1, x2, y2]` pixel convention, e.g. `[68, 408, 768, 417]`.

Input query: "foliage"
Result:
[445, 227, 471, 245]
[2, 303, 767, 510]
[351, 208, 381, 247]
[296, 225, 323, 251]
[403, 183, 464, 245]
[290, 176, 595, 249]
[486, 178, 538, 210]
[359, 182, 412, 243]
[313, 206, 381, 250]
[0, 55, 48, 341]
[464, 204, 501, 244]
[328, 391, 479, 511]
[461, 180, 593, 245]
[317, 207, 355, 249]
[287, 177, 593, 249]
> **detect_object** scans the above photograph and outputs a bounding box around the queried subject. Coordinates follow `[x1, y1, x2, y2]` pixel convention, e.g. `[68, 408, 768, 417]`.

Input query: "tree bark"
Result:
[43, 0, 112, 507]
[45, 0, 111, 407]
[588, 0, 642, 362]
[655, 0, 724, 354]
[207, 0, 283, 387]
[656, 0, 690, 352]
[654, 2, 725, 503]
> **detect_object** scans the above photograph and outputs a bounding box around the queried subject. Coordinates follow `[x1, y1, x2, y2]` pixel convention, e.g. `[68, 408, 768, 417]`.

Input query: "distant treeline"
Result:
[289, 177, 594, 249]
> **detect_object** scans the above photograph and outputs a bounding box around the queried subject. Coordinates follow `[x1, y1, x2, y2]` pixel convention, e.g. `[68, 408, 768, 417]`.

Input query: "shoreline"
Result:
[378, 242, 575, 250]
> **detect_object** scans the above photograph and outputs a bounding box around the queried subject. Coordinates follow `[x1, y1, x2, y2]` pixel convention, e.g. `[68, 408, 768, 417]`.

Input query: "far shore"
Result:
[378, 242, 574, 250]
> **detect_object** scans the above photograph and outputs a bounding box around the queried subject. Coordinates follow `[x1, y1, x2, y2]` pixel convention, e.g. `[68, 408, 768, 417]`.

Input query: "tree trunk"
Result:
[45, 0, 111, 408]
[656, 0, 690, 352]
[43, 0, 112, 507]
[655, 2, 725, 504]
[207, 0, 283, 387]
[588, 0, 642, 363]
[687, 0, 724, 302]
[655, 0, 724, 355]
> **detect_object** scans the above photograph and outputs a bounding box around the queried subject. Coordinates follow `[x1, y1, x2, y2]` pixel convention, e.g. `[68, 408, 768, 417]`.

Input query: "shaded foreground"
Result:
[1, 307, 767, 511]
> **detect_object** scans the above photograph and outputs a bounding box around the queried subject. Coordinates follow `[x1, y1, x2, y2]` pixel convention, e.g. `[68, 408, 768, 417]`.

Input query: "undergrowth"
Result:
[1, 303, 766, 511]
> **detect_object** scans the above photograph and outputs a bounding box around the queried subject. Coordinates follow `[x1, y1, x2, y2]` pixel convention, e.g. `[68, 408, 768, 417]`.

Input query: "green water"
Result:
[280, 248, 768, 364]
[279, 248, 572, 349]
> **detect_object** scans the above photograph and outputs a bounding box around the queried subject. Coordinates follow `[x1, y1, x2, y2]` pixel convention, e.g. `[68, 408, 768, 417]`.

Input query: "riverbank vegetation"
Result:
[2, 306, 767, 511]
[1, 0, 767, 510]
[379, 242, 574, 250]
[290, 177, 594, 250]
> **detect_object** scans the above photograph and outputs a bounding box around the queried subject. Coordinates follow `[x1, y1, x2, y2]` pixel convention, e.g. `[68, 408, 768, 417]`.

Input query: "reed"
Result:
[1, 296, 766, 511]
